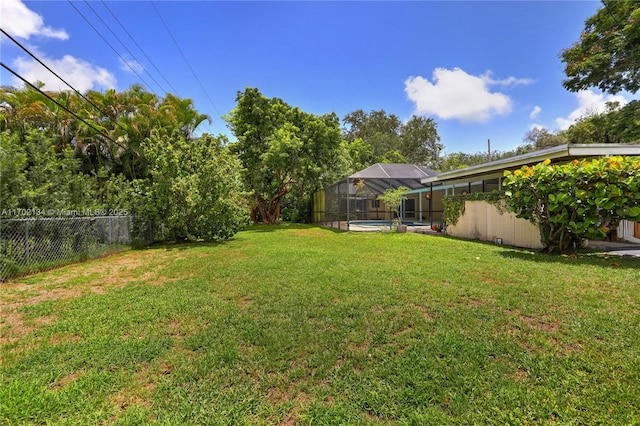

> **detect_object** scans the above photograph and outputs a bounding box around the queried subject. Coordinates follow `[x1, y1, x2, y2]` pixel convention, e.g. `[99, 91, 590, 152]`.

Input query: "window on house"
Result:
[372, 199, 380, 208]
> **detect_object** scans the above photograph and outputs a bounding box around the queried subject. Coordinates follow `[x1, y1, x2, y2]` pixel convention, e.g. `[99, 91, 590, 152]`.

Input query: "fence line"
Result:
[0, 216, 134, 282]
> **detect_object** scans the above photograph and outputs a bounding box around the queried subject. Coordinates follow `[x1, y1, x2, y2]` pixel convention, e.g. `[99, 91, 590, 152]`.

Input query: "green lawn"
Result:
[1, 224, 639, 425]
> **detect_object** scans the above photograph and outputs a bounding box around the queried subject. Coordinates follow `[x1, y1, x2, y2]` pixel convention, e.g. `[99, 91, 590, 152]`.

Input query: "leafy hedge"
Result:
[504, 157, 640, 253]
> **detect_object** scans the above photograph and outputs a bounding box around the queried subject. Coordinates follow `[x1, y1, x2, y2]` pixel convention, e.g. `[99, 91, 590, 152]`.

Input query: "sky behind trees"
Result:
[1, 0, 636, 153]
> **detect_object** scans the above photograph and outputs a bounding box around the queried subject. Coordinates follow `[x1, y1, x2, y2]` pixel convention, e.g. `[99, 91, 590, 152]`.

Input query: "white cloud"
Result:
[530, 123, 546, 131]
[405, 67, 531, 123]
[119, 57, 144, 75]
[484, 74, 534, 87]
[555, 90, 628, 130]
[529, 106, 542, 119]
[0, 0, 68, 40]
[13, 54, 116, 92]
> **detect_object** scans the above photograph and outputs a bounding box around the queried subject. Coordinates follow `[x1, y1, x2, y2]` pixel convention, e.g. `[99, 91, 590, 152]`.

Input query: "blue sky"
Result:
[1, 0, 635, 154]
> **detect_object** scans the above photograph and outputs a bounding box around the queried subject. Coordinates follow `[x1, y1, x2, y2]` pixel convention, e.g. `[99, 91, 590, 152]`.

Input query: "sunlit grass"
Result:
[1, 224, 639, 424]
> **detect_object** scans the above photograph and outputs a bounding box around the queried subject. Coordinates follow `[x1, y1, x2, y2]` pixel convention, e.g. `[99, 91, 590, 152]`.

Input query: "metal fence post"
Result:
[25, 220, 29, 265]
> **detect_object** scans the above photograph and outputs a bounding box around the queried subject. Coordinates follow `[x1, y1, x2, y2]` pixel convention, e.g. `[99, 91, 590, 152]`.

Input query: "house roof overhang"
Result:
[350, 163, 437, 180]
[422, 144, 640, 185]
[346, 163, 439, 194]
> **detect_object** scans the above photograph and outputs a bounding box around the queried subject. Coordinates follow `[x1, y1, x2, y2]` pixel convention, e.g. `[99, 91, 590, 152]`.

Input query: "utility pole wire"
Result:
[150, 1, 223, 121]
[100, 0, 180, 96]
[83, 0, 167, 95]
[0, 28, 130, 135]
[66, 0, 158, 96]
[1, 61, 128, 152]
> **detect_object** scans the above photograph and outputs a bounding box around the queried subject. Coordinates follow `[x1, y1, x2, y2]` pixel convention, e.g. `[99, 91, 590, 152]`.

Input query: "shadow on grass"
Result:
[137, 240, 226, 252]
[240, 223, 344, 234]
[497, 248, 640, 270]
[133, 223, 344, 253]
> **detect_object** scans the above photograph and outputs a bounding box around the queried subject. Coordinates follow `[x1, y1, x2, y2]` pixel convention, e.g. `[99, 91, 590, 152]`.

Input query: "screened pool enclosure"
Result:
[312, 163, 443, 231]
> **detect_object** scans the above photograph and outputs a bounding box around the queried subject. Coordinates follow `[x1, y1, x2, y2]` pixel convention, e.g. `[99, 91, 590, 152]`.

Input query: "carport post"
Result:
[346, 176, 349, 231]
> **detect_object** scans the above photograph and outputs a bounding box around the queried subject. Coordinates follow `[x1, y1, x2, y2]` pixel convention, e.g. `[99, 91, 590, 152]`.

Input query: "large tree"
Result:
[342, 109, 442, 168]
[561, 0, 640, 94]
[400, 115, 443, 167]
[226, 88, 345, 224]
[342, 109, 402, 160]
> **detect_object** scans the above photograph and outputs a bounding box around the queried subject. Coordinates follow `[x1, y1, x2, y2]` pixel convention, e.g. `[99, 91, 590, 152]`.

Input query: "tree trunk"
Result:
[254, 194, 284, 224]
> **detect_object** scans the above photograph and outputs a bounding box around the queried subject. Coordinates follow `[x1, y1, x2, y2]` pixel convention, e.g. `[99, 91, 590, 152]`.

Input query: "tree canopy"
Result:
[342, 109, 442, 168]
[1, 85, 245, 241]
[226, 88, 346, 224]
[561, 0, 640, 94]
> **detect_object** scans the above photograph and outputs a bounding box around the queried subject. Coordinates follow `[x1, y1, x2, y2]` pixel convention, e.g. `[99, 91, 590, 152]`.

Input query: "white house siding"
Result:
[617, 220, 640, 243]
[446, 201, 543, 249]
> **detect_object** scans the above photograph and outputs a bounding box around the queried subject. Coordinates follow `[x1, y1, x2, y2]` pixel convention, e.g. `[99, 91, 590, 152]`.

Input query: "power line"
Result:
[1, 61, 127, 152]
[82, 0, 167, 95]
[150, 1, 222, 121]
[100, 0, 180, 96]
[0, 27, 130, 135]
[66, 0, 158, 96]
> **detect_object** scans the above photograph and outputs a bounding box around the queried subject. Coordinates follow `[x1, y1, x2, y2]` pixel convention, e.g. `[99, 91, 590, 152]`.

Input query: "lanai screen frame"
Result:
[313, 164, 438, 231]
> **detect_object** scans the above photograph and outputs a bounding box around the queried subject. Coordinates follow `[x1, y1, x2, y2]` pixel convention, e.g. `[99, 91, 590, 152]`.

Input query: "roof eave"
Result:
[422, 144, 640, 184]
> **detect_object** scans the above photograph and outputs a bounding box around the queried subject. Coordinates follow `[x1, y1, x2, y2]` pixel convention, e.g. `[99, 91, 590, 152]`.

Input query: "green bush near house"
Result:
[504, 156, 640, 254]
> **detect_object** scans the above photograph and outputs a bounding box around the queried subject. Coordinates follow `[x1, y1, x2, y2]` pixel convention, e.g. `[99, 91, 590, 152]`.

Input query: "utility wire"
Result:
[150, 1, 222, 121]
[66, 0, 158, 96]
[100, 0, 180, 96]
[83, 0, 167, 95]
[601, 0, 626, 30]
[1, 61, 127, 151]
[0, 28, 130, 135]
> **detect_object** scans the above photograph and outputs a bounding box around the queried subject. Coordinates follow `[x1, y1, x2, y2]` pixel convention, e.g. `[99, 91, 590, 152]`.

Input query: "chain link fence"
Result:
[0, 216, 135, 282]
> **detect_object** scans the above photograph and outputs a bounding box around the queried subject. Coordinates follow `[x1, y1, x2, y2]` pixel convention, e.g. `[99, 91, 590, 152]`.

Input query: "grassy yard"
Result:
[1, 224, 639, 425]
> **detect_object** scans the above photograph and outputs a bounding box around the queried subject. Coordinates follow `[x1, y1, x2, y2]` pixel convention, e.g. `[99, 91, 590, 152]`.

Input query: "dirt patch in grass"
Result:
[0, 313, 58, 346]
[0, 249, 183, 345]
[392, 325, 413, 337]
[266, 384, 309, 425]
[108, 361, 174, 422]
[237, 295, 254, 310]
[408, 302, 435, 321]
[49, 332, 83, 345]
[511, 368, 529, 382]
[504, 309, 559, 332]
[0, 312, 35, 345]
[49, 372, 82, 390]
[160, 317, 208, 340]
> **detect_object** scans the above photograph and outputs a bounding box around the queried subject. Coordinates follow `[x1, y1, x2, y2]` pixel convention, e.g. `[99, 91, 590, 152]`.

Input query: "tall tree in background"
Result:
[522, 127, 567, 150]
[561, 0, 640, 94]
[227, 88, 345, 224]
[561, 101, 640, 145]
[342, 109, 441, 168]
[342, 109, 402, 161]
[400, 115, 443, 167]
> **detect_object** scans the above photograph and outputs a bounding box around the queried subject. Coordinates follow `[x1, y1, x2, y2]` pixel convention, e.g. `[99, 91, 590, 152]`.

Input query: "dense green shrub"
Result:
[504, 157, 640, 253]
